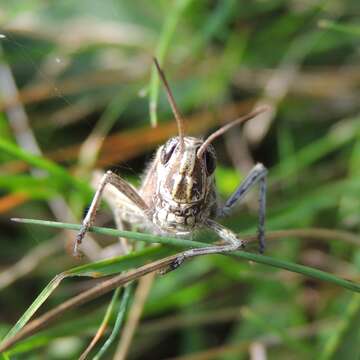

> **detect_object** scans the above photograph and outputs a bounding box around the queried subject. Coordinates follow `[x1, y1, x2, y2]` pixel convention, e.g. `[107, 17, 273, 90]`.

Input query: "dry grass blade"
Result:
[0, 193, 29, 213]
[1, 221, 359, 354]
[0, 253, 179, 353]
[78, 288, 121, 360]
[0, 69, 134, 112]
[113, 273, 155, 359]
[233, 67, 360, 99]
[0, 100, 255, 175]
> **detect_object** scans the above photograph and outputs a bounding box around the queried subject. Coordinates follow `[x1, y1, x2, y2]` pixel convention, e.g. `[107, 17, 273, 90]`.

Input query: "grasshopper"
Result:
[75, 58, 268, 271]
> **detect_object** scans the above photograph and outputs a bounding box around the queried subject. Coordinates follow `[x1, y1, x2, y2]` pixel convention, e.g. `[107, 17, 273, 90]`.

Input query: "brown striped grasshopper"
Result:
[75, 58, 268, 272]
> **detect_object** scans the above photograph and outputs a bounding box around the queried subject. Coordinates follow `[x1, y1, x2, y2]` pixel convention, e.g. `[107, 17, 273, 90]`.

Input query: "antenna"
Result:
[197, 106, 270, 158]
[153, 57, 185, 150]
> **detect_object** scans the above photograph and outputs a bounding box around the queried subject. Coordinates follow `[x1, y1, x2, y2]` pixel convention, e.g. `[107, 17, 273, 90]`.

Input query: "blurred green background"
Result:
[0, 0, 360, 359]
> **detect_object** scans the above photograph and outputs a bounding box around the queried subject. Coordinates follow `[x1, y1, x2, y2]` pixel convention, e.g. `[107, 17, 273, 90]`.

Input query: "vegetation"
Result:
[0, 1, 359, 359]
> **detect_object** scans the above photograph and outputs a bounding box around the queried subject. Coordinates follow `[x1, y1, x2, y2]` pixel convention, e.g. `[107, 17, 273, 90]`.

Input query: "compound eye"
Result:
[204, 150, 216, 175]
[161, 140, 177, 164]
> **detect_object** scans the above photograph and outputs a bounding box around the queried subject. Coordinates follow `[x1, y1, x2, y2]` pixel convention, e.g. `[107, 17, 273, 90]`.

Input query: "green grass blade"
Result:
[12, 218, 360, 293]
[320, 294, 360, 360]
[149, 0, 194, 127]
[11, 217, 202, 248]
[0, 138, 91, 197]
[0, 246, 170, 344]
[185, 0, 236, 56]
[1, 274, 66, 343]
[93, 283, 134, 360]
[319, 20, 360, 36]
[0, 175, 57, 198]
[79, 287, 121, 360]
[77, 89, 136, 171]
[271, 116, 360, 183]
[65, 246, 172, 278]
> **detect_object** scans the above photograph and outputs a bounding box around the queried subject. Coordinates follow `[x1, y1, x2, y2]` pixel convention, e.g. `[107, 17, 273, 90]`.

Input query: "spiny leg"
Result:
[92, 171, 143, 257]
[218, 163, 267, 253]
[162, 218, 246, 273]
[74, 170, 150, 257]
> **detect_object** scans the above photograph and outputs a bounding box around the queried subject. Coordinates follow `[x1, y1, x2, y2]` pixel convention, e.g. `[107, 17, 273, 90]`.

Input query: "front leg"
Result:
[74, 171, 150, 257]
[162, 219, 246, 273]
[218, 163, 267, 253]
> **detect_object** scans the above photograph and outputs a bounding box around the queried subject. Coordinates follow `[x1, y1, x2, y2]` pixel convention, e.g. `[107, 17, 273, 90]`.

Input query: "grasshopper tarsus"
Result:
[159, 255, 186, 275]
[73, 231, 86, 258]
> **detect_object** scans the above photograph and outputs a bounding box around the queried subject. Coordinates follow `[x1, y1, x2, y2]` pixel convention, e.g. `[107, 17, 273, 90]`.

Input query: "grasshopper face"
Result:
[151, 136, 217, 234]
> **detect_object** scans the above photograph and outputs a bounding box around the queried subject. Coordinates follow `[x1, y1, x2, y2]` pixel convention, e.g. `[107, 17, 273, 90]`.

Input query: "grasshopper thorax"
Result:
[150, 136, 217, 234]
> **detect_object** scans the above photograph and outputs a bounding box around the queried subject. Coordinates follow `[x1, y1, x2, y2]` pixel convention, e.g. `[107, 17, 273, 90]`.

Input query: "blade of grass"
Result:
[113, 273, 155, 359]
[0, 138, 91, 197]
[3, 221, 357, 355]
[0, 238, 347, 356]
[2, 274, 66, 342]
[65, 246, 172, 278]
[318, 20, 360, 36]
[2, 219, 358, 354]
[271, 115, 360, 183]
[77, 89, 136, 173]
[188, 0, 236, 55]
[1, 246, 171, 346]
[11, 217, 203, 248]
[320, 294, 360, 360]
[149, 0, 193, 127]
[0, 253, 181, 353]
[93, 283, 134, 360]
[79, 287, 121, 360]
[11, 218, 360, 293]
[0, 193, 29, 213]
[0, 243, 359, 354]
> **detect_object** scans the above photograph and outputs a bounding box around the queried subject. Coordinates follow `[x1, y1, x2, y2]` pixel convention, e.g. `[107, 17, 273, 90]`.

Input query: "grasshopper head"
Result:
[158, 136, 216, 204]
[151, 136, 217, 233]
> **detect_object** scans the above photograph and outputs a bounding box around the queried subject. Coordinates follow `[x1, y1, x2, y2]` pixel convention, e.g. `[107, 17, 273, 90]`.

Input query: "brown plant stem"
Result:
[0, 254, 177, 353]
